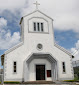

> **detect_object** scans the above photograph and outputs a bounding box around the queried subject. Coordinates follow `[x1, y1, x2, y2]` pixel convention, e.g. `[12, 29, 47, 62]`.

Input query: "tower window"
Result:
[33, 22, 44, 32]
[13, 61, 17, 73]
[37, 23, 40, 31]
[62, 62, 66, 73]
[34, 22, 36, 31]
[41, 23, 43, 32]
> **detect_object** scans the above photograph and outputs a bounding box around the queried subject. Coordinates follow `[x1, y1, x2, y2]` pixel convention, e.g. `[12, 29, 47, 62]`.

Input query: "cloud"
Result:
[54, 15, 79, 33]
[0, 0, 28, 12]
[0, 18, 7, 27]
[71, 40, 79, 61]
[0, 31, 20, 50]
[0, 0, 79, 33]
[20, 0, 79, 33]
[0, 18, 20, 50]
[0, 0, 79, 49]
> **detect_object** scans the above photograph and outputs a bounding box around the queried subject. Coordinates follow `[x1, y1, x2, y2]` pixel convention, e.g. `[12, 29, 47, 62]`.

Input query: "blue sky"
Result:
[0, 0, 79, 68]
[54, 30, 78, 49]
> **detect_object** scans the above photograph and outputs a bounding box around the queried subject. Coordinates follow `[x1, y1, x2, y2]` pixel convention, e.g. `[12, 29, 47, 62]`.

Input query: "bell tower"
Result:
[20, 1, 55, 51]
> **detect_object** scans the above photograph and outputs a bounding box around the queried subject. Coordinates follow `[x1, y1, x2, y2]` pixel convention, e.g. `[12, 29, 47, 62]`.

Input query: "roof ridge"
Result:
[54, 43, 72, 56]
[20, 9, 53, 24]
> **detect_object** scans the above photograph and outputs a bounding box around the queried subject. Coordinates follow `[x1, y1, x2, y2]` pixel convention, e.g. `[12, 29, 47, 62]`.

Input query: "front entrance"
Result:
[36, 65, 45, 80]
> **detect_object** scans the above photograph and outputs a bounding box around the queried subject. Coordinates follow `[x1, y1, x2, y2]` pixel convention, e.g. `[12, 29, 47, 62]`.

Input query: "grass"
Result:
[4, 81, 21, 84]
[63, 77, 79, 82]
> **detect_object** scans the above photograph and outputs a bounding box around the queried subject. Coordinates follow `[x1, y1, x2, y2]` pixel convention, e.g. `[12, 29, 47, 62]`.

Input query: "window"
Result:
[34, 22, 36, 31]
[37, 44, 43, 50]
[62, 62, 66, 73]
[33, 22, 44, 32]
[37, 23, 40, 31]
[13, 61, 17, 73]
[41, 23, 43, 32]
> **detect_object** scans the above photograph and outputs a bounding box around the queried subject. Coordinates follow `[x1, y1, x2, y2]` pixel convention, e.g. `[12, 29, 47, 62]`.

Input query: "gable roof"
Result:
[5, 42, 23, 54]
[1, 42, 72, 66]
[20, 9, 54, 24]
[54, 43, 72, 56]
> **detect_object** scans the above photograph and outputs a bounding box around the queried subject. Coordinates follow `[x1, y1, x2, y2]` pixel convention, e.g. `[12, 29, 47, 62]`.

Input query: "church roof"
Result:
[26, 53, 57, 64]
[54, 43, 72, 56]
[1, 42, 73, 66]
[20, 10, 54, 24]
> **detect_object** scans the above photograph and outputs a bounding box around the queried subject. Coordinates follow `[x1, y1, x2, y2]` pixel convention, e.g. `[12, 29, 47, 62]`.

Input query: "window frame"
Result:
[13, 61, 17, 74]
[41, 22, 44, 32]
[62, 62, 66, 73]
[37, 22, 40, 31]
[33, 22, 44, 32]
[33, 22, 36, 31]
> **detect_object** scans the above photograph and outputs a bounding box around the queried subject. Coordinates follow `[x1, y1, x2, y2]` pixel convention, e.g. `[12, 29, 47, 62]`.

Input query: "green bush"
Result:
[77, 71, 79, 79]
[74, 77, 78, 81]
[64, 80, 75, 82]
[74, 67, 79, 79]
[4, 81, 20, 84]
[64, 77, 79, 82]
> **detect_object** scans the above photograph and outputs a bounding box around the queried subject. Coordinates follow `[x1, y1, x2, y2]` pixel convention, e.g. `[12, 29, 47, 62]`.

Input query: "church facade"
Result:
[1, 9, 74, 82]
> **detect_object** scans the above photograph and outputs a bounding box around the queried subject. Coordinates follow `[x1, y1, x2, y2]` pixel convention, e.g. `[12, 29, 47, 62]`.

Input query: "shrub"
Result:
[64, 80, 75, 82]
[4, 81, 20, 84]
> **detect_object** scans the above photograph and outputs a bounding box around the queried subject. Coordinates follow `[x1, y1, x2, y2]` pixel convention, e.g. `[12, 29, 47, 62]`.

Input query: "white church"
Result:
[1, 2, 74, 82]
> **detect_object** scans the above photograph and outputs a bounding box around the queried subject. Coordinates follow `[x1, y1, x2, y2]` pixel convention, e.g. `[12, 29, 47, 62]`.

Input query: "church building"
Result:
[1, 2, 74, 82]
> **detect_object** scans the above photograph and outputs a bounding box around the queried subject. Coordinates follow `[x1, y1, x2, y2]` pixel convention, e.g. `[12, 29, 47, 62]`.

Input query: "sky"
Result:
[0, 0, 79, 68]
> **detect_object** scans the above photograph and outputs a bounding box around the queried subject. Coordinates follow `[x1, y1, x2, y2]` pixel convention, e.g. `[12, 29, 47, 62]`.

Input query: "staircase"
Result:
[22, 81, 55, 84]
[20, 81, 77, 85]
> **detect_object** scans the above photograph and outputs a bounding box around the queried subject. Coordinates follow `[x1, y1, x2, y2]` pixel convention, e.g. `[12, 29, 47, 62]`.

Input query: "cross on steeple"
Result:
[34, 1, 40, 10]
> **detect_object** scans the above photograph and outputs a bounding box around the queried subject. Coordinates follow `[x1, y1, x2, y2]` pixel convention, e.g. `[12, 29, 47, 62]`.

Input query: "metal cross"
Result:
[34, 1, 40, 10]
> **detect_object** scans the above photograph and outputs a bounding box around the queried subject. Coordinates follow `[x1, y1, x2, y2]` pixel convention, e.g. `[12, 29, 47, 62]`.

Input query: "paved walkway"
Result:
[0, 84, 77, 85]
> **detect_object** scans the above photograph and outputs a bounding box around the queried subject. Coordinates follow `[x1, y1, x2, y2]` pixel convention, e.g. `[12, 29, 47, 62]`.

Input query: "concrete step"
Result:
[21, 84, 76, 85]
[21, 81, 55, 84]
[20, 81, 77, 85]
